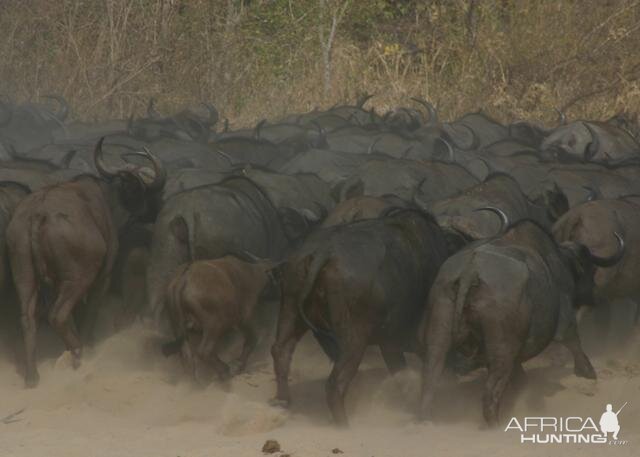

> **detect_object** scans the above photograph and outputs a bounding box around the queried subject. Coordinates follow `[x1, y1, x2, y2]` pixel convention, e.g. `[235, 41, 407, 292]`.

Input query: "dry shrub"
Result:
[0, 0, 638, 126]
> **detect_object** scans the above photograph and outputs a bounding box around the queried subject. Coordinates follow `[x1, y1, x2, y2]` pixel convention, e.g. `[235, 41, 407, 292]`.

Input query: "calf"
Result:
[162, 255, 275, 383]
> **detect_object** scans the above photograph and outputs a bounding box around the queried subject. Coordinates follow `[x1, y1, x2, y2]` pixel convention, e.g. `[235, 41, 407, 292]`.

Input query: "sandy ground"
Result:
[0, 306, 639, 457]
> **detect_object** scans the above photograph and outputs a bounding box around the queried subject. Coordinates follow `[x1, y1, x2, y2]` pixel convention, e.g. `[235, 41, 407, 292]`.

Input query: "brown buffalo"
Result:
[6, 138, 165, 387]
[162, 255, 276, 383]
[553, 196, 640, 332]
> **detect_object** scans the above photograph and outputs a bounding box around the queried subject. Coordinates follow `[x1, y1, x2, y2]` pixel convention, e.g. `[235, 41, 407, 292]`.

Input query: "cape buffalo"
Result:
[161, 255, 277, 383]
[541, 121, 640, 164]
[271, 208, 449, 425]
[146, 175, 322, 324]
[429, 173, 568, 239]
[553, 196, 640, 332]
[6, 137, 166, 387]
[419, 211, 624, 426]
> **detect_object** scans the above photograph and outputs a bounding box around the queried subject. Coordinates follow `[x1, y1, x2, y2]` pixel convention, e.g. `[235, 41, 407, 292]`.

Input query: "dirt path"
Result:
[0, 324, 638, 457]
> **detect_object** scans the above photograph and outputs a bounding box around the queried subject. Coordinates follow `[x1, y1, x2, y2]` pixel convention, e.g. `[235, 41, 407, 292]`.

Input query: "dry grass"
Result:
[1, 0, 639, 127]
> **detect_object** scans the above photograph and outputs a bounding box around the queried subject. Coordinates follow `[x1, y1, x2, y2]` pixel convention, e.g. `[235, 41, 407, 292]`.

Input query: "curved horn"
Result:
[452, 124, 479, 150]
[410, 97, 438, 126]
[126, 147, 167, 192]
[475, 157, 495, 175]
[147, 98, 160, 119]
[465, 124, 480, 149]
[356, 93, 373, 108]
[367, 137, 381, 154]
[435, 138, 455, 162]
[255, 119, 267, 140]
[215, 148, 234, 166]
[474, 206, 510, 237]
[589, 232, 625, 268]
[554, 108, 567, 126]
[241, 250, 269, 263]
[42, 95, 69, 121]
[583, 185, 598, 202]
[94, 137, 120, 179]
[201, 103, 219, 125]
[583, 122, 600, 161]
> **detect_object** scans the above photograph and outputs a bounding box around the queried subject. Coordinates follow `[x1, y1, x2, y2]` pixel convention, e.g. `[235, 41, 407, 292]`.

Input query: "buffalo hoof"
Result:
[268, 398, 290, 409]
[575, 361, 597, 380]
[24, 372, 40, 389]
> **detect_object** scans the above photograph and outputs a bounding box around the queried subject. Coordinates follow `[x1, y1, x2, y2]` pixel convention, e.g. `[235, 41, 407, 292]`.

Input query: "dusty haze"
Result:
[0, 301, 638, 457]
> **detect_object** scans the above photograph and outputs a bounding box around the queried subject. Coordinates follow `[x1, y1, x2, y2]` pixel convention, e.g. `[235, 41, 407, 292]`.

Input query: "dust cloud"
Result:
[0, 302, 638, 457]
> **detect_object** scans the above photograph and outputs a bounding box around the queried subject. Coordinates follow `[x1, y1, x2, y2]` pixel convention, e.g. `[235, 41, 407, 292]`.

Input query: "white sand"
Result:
[0, 319, 638, 457]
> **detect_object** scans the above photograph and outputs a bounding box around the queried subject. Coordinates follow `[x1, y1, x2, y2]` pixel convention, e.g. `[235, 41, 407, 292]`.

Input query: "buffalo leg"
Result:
[234, 323, 257, 374]
[81, 277, 110, 346]
[379, 340, 407, 375]
[49, 280, 90, 369]
[271, 309, 308, 407]
[196, 327, 230, 382]
[326, 336, 368, 426]
[20, 293, 39, 388]
[11, 247, 40, 387]
[419, 298, 455, 421]
[561, 322, 596, 379]
[482, 319, 521, 427]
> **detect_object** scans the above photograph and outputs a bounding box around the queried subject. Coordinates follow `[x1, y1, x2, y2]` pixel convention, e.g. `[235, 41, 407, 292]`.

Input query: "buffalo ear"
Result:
[542, 183, 569, 222]
[443, 228, 472, 255]
[117, 173, 146, 210]
[558, 242, 590, 277]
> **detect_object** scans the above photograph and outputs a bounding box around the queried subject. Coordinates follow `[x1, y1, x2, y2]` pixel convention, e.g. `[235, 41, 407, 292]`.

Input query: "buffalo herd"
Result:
[0, 94, 638, 426]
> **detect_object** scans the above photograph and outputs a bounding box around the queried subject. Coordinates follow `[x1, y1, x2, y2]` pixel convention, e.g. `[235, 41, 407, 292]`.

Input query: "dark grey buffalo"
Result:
[429, 173, 568, 239]
[542, 121, 640, 164]
[0, 96, 69, 153]
[271, 209, 449, 425]
[338, 157, 479, 205]
[278, 148, 371, 186]
[419, 214, 624, 426]
[146, 175, 323, 322]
